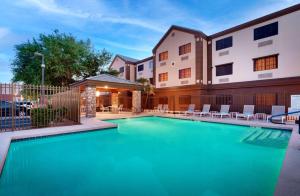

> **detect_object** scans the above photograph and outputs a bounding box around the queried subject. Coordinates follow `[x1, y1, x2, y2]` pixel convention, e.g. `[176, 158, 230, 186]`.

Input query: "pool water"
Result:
[0, 117, 291, 196]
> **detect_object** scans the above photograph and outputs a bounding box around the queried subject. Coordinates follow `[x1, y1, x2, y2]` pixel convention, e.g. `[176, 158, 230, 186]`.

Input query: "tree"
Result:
[11, 30, 112, 86]
[136, 78, 155, 109]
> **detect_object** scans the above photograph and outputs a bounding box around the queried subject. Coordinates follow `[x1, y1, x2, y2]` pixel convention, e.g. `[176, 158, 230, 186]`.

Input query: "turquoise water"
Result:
[0, 117, 291, 196]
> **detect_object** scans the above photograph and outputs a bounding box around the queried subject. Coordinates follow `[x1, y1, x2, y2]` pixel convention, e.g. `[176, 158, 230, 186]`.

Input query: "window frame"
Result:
[215, 63, 233, 77]
[253, 54, 279, 72]
[178, 68, 191, 79]
[119, 66, 124, 73]
[254, 22, 278, 41]
[158, 72, 168, 82]
[137, 64, 144, 72]
[159, 51, 168, 61]
[179, 43, 191, 55]
[216, 36, 233, 51]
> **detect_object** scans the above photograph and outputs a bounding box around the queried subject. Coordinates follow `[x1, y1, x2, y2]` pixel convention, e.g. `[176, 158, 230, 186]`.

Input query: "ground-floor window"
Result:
[179, 95, 191, 105]
[159, 96, 168, 104]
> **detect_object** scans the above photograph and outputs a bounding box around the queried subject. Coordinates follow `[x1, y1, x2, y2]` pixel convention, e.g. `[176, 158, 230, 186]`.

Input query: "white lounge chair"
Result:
[184, 104, 196, 115]
[267, 105, 286, 123]
[162, 104, 169, 113]
[194, 104, 211, 117]
[100, 104, 109, 112]
[236, 105, 255, 120]
[154, 104, 163, 112]
[118, 104, 123, 113]
[212, 105, 230, 118]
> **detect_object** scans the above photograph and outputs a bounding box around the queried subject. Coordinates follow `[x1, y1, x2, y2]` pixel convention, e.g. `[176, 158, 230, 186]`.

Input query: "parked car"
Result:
[0, 101, 30, 117]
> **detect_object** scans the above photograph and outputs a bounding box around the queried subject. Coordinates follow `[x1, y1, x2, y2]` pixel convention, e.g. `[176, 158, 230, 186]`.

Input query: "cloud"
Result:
[97, 39, 152, 52]
[20, 0, 164, 32]
[0, 27, 10, 39]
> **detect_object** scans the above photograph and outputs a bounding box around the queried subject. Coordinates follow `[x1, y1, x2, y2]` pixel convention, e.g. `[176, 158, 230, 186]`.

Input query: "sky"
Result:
[0, 0, 299, 82]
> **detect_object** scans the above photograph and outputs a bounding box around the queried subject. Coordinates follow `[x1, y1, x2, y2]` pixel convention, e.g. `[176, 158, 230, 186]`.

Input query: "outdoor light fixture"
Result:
[104, 86, 108, 89]
[95, 91, 100, 97]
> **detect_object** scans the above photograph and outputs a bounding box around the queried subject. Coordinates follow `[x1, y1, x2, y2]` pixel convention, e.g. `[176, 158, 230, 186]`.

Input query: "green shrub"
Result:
[31, 107, 68, 127]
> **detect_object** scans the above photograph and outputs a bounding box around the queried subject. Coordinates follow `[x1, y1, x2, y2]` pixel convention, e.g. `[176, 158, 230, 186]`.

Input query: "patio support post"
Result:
[111, 92, 119, 113]
[132, 90, 141, 113]
[85, 85, 96, 118]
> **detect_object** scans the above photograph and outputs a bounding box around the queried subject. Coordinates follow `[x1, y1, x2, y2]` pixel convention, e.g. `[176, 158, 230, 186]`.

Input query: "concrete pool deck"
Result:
[0, 112, 299, 195]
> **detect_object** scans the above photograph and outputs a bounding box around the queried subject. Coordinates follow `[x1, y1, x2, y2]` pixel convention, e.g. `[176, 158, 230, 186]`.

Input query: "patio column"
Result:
[111, 92, 119, 113]
[85, 85, 96, 118]
[132, 90, 141, 113]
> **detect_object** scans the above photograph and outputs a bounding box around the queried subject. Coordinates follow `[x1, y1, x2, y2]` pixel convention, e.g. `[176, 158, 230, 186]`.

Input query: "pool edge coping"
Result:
[0, 114, 299, 195]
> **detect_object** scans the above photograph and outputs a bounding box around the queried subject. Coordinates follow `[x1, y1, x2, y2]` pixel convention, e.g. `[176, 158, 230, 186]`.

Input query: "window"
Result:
[216, 63, 233, 76]
[149, 78, 154, 84]
[216, 36, 232, 51]
[159, 51, 168, 61]
[255, 93, 277, 113]
[159, 72, 168, 82]
[179, 43, 191, 55]
[179, 68, 191, 79]
[159, 97, 168, 104]
[138, 64, 144, 72]
[179, 95, 191, 105]
[216, 95, 233, 105]
[254, 22, 278, 40]
[119, 67, 124, 73]
[149, 61, 153, 69]
[254, 55, 278, 71]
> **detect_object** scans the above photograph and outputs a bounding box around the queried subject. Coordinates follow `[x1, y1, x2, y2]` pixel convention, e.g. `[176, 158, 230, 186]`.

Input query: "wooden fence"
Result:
[0, 83, 80, 132]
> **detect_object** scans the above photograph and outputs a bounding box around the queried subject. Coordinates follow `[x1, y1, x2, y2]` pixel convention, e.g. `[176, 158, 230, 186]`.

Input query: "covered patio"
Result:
[71, 74, 143, 117]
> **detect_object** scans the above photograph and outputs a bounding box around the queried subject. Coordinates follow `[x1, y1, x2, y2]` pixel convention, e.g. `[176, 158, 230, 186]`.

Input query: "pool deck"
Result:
[0, 112, 300, 195]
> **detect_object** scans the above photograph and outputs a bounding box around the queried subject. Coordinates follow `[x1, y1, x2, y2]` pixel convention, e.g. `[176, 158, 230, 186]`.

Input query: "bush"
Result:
[31, 107, 68, 127]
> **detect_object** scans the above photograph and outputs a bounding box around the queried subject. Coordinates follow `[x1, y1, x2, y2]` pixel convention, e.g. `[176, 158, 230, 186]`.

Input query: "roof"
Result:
[86, 74, 142, 85]
[109, 54, 140, 69]
[116, 54, 139, 63]
[152, 25, 208, 52]
[70, 74, 143, 90]
[135, 56, 153, 64]
[209, 3, 300, 39]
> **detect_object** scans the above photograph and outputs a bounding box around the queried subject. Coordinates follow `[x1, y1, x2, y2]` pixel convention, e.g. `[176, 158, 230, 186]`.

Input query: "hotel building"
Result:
[109, 4, 300, 112]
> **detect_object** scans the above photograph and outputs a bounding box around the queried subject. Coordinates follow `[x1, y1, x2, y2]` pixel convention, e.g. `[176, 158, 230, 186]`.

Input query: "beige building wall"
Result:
[211, 10, 300, 84]
[110, 56, 126, 80]
[155, 30, 197, 88]
[136, 59, 153, 80]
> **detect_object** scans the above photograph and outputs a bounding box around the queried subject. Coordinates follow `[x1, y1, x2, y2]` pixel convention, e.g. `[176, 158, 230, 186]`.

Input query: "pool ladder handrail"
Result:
[269, 110, 300, 134]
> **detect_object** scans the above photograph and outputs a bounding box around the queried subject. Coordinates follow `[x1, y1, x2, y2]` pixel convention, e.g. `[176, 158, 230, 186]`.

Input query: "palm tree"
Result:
[136, 78, 155, 109]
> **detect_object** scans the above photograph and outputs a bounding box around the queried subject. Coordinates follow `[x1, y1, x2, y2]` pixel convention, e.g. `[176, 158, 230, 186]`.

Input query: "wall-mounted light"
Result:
[96, 91, 100, 97]
[104, 86, 108, 89]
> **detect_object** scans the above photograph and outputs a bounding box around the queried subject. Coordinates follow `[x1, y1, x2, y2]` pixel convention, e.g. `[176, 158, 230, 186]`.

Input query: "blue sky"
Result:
[0, 0, 299, 82]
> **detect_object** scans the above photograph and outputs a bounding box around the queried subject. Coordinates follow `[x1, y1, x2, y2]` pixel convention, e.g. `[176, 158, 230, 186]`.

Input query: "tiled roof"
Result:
[117, 54, 139, 63]
[86, 74, 142, 86]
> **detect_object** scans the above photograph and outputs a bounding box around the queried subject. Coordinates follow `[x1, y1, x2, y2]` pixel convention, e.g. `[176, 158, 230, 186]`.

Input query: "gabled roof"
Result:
[135, 56, 153, 64]
[117, 54, 139, 63]
[70, 74, 143, 90]
[86, 74, 141, 85]
[109, 54, 140, 69]
[152, 25, 208, 53]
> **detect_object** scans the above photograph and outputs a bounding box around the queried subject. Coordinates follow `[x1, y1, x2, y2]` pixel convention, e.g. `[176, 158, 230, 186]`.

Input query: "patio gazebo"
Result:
[71, 74, 143, 117]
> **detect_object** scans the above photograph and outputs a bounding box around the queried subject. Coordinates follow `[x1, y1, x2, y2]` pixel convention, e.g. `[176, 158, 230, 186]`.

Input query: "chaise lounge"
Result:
[212, 105, 230, 118]
[194, 104, 211, 117]
[236, 105, 255, 120]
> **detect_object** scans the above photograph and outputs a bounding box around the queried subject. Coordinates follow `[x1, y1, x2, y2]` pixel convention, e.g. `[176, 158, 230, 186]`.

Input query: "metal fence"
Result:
[142, 93, 298, 114]
[0, 83, 80, 132]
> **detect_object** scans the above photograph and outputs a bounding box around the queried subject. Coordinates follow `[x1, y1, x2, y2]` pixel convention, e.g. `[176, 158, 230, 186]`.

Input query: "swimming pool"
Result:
[0, 117, 291, 196]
